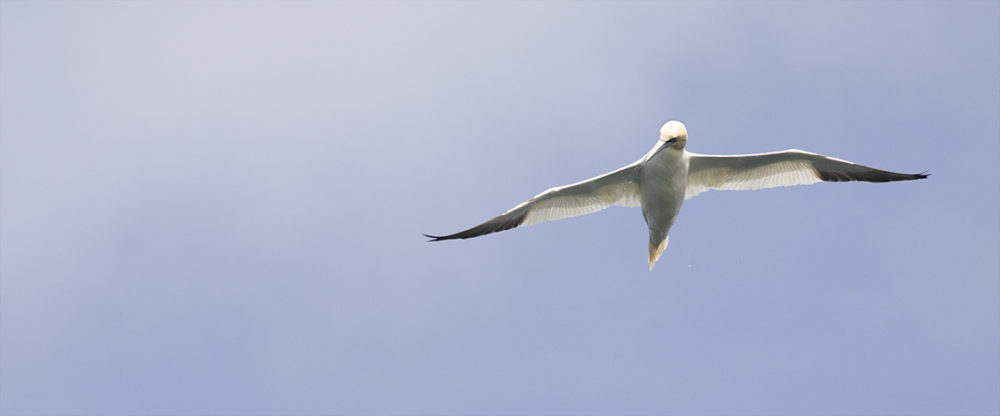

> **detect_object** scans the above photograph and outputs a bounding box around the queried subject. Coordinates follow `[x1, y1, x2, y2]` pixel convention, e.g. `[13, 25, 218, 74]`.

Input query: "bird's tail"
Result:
[648, 235, 669, 271]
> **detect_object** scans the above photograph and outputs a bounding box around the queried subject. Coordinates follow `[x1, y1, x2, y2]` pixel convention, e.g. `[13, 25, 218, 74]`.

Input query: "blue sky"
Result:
[1, 2, 998, 415]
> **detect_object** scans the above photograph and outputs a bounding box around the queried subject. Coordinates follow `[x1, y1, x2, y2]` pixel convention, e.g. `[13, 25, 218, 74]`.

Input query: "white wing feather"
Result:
[519, 167, 640, 226]
[685, 149, 925, 199]
[426, 163, 640, 240]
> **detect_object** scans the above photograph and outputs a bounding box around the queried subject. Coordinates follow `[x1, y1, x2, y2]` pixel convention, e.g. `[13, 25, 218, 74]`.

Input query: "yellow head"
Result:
[659, 120, 688, 149]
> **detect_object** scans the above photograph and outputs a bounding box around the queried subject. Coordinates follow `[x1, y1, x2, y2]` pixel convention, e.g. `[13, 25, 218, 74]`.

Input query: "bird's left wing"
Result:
[685, 149, 927, 200]
[425, 163, 641, 241]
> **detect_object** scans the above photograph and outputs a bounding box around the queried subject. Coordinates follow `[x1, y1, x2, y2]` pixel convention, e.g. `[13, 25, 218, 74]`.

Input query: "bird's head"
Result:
[659, 120, 688, 149]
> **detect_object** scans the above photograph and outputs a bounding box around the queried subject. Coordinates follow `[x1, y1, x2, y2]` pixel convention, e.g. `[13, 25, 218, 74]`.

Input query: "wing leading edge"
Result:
[685, 150, 928, 199]
[425, 163, 641, 241]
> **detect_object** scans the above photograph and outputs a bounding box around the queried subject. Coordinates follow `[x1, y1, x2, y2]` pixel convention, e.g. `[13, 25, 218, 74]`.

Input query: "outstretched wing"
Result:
[425, 163, 641, 241]
[685, 149, 928, 199]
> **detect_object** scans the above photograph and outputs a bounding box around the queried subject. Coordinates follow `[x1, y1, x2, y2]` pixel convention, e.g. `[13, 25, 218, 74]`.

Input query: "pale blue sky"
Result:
[1, 2, 998, 415]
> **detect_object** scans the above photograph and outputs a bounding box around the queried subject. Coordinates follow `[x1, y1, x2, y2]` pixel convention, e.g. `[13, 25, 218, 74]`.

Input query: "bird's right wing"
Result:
[425, 163, 641, 241]
[685, 149, 928, 199]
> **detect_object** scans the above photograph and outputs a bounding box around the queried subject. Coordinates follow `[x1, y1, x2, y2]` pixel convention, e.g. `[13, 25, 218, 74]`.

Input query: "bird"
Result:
[424, 121, 927, 270]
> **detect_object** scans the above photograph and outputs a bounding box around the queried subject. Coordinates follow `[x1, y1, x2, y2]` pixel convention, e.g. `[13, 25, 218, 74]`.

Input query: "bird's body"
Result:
[639, 139, 688, 268]
[425, 121, 927, 270]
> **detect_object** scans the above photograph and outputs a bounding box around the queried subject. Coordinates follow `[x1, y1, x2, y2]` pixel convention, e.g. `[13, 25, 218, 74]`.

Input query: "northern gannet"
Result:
[425, 121, 927, 270]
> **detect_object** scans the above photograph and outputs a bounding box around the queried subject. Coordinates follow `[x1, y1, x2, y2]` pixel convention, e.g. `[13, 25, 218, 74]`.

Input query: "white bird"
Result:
[425, 121, 927, 270]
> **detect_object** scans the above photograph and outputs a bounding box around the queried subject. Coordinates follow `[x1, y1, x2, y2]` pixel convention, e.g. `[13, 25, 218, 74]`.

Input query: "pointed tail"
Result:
[648, 236, 669, 271]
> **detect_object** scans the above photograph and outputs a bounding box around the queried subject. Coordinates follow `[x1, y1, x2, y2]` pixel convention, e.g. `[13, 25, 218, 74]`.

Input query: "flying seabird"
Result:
[425, 121, 927, 270]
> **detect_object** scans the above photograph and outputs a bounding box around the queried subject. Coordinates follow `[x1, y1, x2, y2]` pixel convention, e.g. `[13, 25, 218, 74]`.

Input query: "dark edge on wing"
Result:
[815, 162, 930, 183]
[423, 209, 529, 242]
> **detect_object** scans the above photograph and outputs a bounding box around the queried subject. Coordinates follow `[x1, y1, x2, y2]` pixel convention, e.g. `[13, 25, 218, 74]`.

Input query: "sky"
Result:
[1, 2, 998, 415]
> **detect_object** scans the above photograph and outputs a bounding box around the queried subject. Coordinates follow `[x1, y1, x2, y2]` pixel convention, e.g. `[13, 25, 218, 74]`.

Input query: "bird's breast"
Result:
[638, 150, 688, 217]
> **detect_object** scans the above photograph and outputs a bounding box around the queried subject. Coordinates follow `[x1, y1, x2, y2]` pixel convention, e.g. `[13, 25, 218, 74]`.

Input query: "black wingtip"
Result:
[422, 210, 529, 242]
[817, 167, 932, 183]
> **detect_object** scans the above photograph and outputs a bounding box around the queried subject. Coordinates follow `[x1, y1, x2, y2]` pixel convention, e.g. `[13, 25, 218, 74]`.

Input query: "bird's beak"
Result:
[651, 138, 675, 157]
